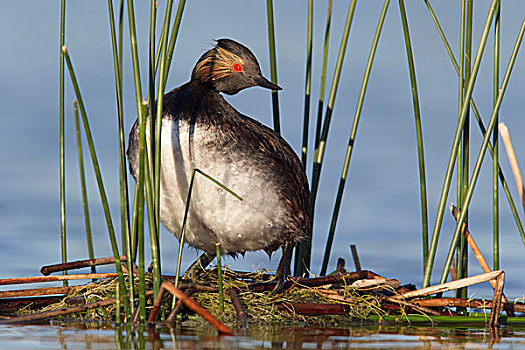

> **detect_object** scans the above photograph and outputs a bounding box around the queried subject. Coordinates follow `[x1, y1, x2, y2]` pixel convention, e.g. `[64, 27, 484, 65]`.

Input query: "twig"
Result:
[166, 288, 195, 322]
[228, 288, 247, 328]
[177, 283, 218, 292]
[40, 256, 128, 276]
[152, 282, 233, 335]
[148, 286, 167, 323]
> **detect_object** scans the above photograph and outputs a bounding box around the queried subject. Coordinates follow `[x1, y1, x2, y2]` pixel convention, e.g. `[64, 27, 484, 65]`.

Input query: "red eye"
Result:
[233, 63, 243, 72]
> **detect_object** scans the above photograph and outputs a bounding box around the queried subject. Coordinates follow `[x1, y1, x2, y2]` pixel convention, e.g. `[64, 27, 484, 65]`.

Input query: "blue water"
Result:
[1, 323, 525, 349]
[0, 0, 524, 335]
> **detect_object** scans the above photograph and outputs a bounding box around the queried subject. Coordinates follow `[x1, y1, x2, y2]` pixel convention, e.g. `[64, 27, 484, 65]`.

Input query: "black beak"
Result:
[254, 76, 282, 90]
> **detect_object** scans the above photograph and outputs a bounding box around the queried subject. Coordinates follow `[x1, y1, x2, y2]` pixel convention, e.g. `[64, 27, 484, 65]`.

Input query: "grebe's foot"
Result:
[182, 251, 215, 281]
[271, 241, 294, 294]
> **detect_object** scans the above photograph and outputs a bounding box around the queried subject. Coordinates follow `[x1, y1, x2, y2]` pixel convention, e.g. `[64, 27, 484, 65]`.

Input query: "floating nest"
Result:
[1, 258, 523, 332]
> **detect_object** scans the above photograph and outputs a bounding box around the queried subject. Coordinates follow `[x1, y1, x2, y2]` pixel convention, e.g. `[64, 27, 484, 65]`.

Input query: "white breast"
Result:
[145, 117, 287, 254]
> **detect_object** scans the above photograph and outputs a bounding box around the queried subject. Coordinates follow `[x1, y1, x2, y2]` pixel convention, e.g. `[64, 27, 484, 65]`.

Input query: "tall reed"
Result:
[266, 0, 280, 134]
[319, 0, 390, 276]
[457, 0, 473, 301]
[73, 101, 95, 274]
[164, 0, 186, 81]
[106, 0, 133, 312]
[301, 0, 313, 170]
[295, 0, 333, 275]
[296, 0, 358, 277]
[398, 0, 428, 274]
[424, 0, 525, 247]
[63, 47, 129, 315]
[440, 13, 525, 284]
[59, 0, 67, 287]
[423, 0, 500, 288]
[493, 2, 501, 271]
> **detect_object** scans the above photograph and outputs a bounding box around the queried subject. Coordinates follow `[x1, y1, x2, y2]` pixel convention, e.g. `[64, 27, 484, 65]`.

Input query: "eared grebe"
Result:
[127, 39, 310, 290]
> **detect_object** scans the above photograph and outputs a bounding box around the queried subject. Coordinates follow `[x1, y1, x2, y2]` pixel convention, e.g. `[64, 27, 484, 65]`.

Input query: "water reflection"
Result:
[1, 322, 524, 349]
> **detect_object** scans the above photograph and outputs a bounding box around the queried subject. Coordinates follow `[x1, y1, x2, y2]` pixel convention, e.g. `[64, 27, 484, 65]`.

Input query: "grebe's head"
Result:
[191, 38, 281, 95]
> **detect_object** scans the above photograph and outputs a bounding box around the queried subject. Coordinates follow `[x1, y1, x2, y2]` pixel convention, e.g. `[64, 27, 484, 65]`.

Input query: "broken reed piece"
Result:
[0, 273, 121, 286]
[490, 272, 505, 327]
[414, 297, 525, 313]
[349, 278, 400, 291]
[0, 297, 119, 324]
[40, 256, 129, 275]
[350, 244, 361, 271]
[393, 270, 503, 300]
[0, 290, 154, 325]
[249, 270, 373, 292]
[381, 295, 441, 316]
[228, 288, 247, 328]
[316, 289, 439, 316]
[393, 270, 505, 327]
[499, 122, 525, 212]
[450, 204, 513, 313]
[279, 302, 349, 316]
[149, 281, 233, 335]
[0, 286, 84, 299]
[335, 258, 347, 274]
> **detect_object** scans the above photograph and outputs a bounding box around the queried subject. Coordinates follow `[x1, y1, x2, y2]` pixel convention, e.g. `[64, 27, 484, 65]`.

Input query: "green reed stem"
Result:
[126, 0, 146, 146]
[301, 0, 313, 171]
[164, 0, 186, 83]
[319, 0, 389, 277]
[493, 2, 501, 271]
[147, 0, 156, 219]
[63, 47, 129, 313]
[118, 0, 124, 70]
[457, 0, 473, 300]
[131, 184, 139, 260]
[115, 280, 121, 324]
[265, 0, 280, 134]
[152, 0, 177, 298]
[126, 0, 152, 311]
[314, 0, 333, 153]
[174, 169, 243, 289]
[135, 102, 148, 322]
[398, 0, 428, 274]
[73, 101, 95, 274]
[457, 0, 466, 213]
[440, 13, 525, 284]
[59, 0, 67, 287]
[107, 0, 132, 313]
[296, 0, 357, 277]
[422, 0, 500, 288]
[142, 147, 161, 298]
[215, 243, 224, 316]
[147, 0, 159, 300]
[310, 0, 357, 209]
[138, 181, 146, 322]
[296, 0, 333, 275]
[425, 0, 525, 250]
